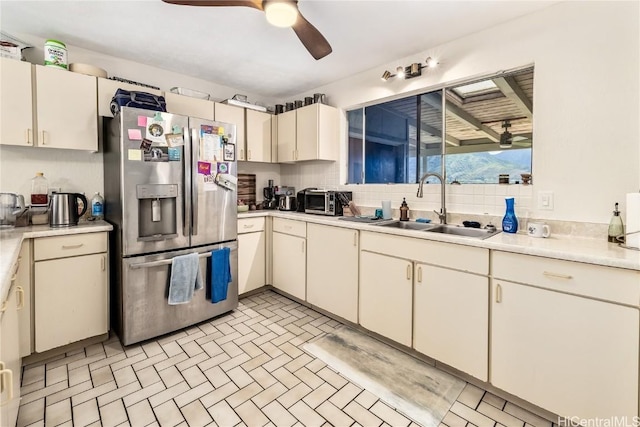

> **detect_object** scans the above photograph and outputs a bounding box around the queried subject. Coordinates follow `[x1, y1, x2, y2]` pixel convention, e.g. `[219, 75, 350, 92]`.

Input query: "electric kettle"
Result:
[49, 192, 88, 227]
[0, 193, 27, 228]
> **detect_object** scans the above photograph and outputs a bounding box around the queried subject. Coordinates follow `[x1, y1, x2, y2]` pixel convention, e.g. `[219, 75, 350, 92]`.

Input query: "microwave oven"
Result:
[303, 190, 352, 216]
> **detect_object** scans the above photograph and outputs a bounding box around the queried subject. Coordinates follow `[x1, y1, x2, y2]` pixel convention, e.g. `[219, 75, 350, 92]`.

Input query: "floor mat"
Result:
[304, 325, 465, 426]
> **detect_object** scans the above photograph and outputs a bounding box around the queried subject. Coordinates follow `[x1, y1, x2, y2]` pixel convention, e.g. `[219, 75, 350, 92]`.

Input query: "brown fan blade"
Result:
[161, 0, 263, 10]
[292, 9, 332, 60]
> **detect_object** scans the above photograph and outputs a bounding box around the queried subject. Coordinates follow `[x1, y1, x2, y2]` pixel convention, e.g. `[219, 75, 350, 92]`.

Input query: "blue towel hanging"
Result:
[211, 247, 231, 303]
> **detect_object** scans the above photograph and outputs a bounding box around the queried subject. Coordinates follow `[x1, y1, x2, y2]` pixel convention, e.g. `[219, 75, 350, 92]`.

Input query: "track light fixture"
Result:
[380, 57, 439, 82]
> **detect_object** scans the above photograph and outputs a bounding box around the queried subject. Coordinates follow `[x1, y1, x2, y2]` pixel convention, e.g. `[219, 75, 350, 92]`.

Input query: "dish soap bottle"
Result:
[608, 202, 624, 243]
[399, 198, 409, 221]
[502, 197, 518, 233]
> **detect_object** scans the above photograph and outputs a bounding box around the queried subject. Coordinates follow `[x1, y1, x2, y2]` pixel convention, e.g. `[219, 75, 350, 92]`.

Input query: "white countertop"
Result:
[0, 220, 113, 303]
[240, 211, 640, 271]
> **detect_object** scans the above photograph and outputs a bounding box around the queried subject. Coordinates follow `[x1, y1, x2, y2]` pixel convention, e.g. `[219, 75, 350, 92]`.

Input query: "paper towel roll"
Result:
[626, 192, 640, 249]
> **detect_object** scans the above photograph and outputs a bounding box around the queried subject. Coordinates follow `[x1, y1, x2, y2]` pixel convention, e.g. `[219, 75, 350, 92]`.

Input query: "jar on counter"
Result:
[31, 172, 49, 206]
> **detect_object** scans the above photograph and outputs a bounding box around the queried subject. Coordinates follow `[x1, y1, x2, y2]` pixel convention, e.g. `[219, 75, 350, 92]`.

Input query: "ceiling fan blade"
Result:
[292, 10, 332, 60]
[161, 0, 263, 10]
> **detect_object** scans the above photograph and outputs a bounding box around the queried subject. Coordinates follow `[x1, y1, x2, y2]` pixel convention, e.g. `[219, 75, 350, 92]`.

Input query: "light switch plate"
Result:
[537, 191, 554, 210]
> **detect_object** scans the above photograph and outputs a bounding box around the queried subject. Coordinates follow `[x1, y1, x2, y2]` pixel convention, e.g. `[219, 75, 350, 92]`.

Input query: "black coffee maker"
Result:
[262, 180, 277, 210]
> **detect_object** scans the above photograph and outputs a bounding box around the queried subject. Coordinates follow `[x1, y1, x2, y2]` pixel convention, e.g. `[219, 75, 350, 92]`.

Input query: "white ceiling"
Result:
[1, 0, 558, 99]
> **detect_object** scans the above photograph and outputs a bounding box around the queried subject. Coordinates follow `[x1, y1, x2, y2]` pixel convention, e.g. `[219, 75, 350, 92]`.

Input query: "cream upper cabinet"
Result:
[413, 263, 488, 381]
[276, 110, 296, 162]
[271, 218, 306, 300]
[359, 250, 413, 346]
[491, 252, 640, 420]
[238, 217, 266, 295]
[0, 282, 22, 427]
[271, 115, 278, 163]
[97, 78, 163, 118]
[214, 103, 246, 160]
[35, 65, 98, 151]
[306, 224, 359, 323]
[245, 109, 272, 162]
[164, 92, 214, 120]
[296, 103, 338, 161]
[0, 57, 34, 146]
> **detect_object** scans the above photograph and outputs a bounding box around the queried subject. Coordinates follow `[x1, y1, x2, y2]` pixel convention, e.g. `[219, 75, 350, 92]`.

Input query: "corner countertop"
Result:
[0, 220, 113, 303]
[239, 211, 640, 271]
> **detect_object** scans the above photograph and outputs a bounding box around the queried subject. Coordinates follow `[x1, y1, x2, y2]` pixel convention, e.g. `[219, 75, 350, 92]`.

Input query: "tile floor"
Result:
[17, 290, 555, 427]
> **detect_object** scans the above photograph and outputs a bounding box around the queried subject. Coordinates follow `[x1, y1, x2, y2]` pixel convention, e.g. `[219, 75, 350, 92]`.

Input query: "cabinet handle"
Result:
[26, 129, 33, 145]
[543, 271, 573, 280]
[243, 224, 255, 229]
[62, 243, 84, 249]
[40, 130, 46, 145]
[0, 301, 6, 313]
[240, 148, 244, 160]
[15, 286, 24, 310]
[353, 232, 357, 247]
[0, 369, 14, 401]
[495, 283, 502, 303]
[417, 266, 422, 283]
[101, 256, 105, 271]
[301, 241, 305, 253]
[284, 225, 292, 230]
[10, 274, 16, 283]
[247, 149, 251, 160]
[406, 264, 412, 280]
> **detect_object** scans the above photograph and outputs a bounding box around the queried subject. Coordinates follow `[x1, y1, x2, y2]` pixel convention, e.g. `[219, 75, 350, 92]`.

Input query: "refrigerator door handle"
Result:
[183, 126, 191, 238]
[191, 127, 199, 236]
[130, 252, 213, 269]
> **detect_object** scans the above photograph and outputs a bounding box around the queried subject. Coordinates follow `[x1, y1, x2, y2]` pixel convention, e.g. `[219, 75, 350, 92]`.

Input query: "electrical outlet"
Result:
[538, 191, 554, 210]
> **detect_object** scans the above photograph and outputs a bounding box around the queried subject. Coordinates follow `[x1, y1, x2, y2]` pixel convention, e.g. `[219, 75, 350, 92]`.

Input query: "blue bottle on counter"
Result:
[502, 197, 518, 233]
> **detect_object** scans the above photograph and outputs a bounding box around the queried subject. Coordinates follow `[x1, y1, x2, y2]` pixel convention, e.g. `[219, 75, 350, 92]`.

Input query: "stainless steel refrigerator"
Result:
[104, 107, 238, 345]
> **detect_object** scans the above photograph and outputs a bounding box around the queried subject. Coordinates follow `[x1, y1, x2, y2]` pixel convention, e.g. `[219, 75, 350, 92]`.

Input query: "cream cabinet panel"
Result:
[35, 65, 98, 150]
[413, 264, 488, 381]
[491, 279, 638, 420]
[164, 92, 214, 120]
[97, 78, 163, 117]
[17, 240, 32, 357]
[35, 252, 108, 352]
[214, 103, 246, 160]
[238, 231, 266, 295]
[272, 217, 306, 238]
[272, 232, 306, 300]
[35, 232, 107, 261]
[276, 110, 296, 162]
[307, 224, 359, 322]
[0, 57, 33, 146]
[0, 283, 22, 427]
[296, 103, 338, 161]
[245, 109, 272, 162]
[359, 251, 412, 347]
[271, 116, 278, 163]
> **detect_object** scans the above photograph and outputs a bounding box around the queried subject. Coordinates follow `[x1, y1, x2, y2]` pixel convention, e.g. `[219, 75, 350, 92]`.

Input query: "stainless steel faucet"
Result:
[417, 172, 447, 224]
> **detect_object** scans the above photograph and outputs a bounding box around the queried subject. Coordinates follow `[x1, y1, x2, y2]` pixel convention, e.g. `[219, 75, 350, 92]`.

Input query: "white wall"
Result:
[0, 32, 282, 200]
[285, 1, 640, 224]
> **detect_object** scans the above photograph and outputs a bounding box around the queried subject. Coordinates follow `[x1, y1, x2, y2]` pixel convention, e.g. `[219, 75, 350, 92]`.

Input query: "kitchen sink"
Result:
[375, 221, 435, 231]
[424, 224, 500, 239]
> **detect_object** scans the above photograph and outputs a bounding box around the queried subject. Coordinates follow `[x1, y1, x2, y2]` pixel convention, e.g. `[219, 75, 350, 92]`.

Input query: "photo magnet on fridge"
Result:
[168, 147, 181, 161]
[140, 138, 152, 152]
[223, 143, 235, 161]
[165, 133, 184, 147]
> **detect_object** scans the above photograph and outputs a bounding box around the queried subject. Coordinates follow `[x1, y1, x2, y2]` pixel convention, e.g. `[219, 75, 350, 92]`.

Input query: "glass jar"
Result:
[31, 172, 48, 206]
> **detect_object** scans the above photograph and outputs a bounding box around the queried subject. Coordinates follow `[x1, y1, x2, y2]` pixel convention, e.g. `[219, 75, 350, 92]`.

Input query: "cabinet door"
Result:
[238, 231, 266, 294]
[17, 241, 32, 357]
[271, 115, 278, 163]
[491, 280, 639, 419]
[35, 253, 108, 352]
[35, 65, 98, 150]
[0, 284, 22, 427]
[296, 104, 318, 161]
[359, 251, 412, 346]
[307, 224, 359, 322]
[272, 232, 305, 300]
[164, 92, 214, 120]
[97, 78, 163, 117]
[413, 264, 488, 381]
[214, 103, 246, 160]
[246, 109, 272, 162]
[277, 110, 296, 162]
[0, 58, 33, 146]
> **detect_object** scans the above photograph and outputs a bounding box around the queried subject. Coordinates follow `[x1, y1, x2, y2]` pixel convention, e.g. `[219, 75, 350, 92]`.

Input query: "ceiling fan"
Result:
[161, 0, 332, 60]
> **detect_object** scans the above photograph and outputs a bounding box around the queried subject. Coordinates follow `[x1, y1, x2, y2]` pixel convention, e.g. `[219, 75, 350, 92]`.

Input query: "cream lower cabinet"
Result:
[306, 224, 359, 323]
[238, 217, 266, 295]
[34, 233, 108, 352]
[0, 57, 33, 146]
[359, 250, 413, 346]
[491, 252, 640, 420]
[413, 264, 488, 381]
[0, 282, 23, 427]
[271, 218, 306, 300]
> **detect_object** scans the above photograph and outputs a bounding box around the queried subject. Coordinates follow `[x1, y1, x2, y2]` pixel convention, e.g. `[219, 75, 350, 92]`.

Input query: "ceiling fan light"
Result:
[426, 57, 438, 68]
[499, 130, 513, 148]
[265, 2, 298, 28]
[396, 66, 405, 79]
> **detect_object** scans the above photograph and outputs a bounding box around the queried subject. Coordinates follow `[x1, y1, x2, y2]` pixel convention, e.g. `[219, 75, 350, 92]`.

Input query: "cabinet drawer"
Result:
[238, 217, 265, 234]
[35, 232, 107, 261]
[493, 251, 640, 306]
[273, 218, 306, 238]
